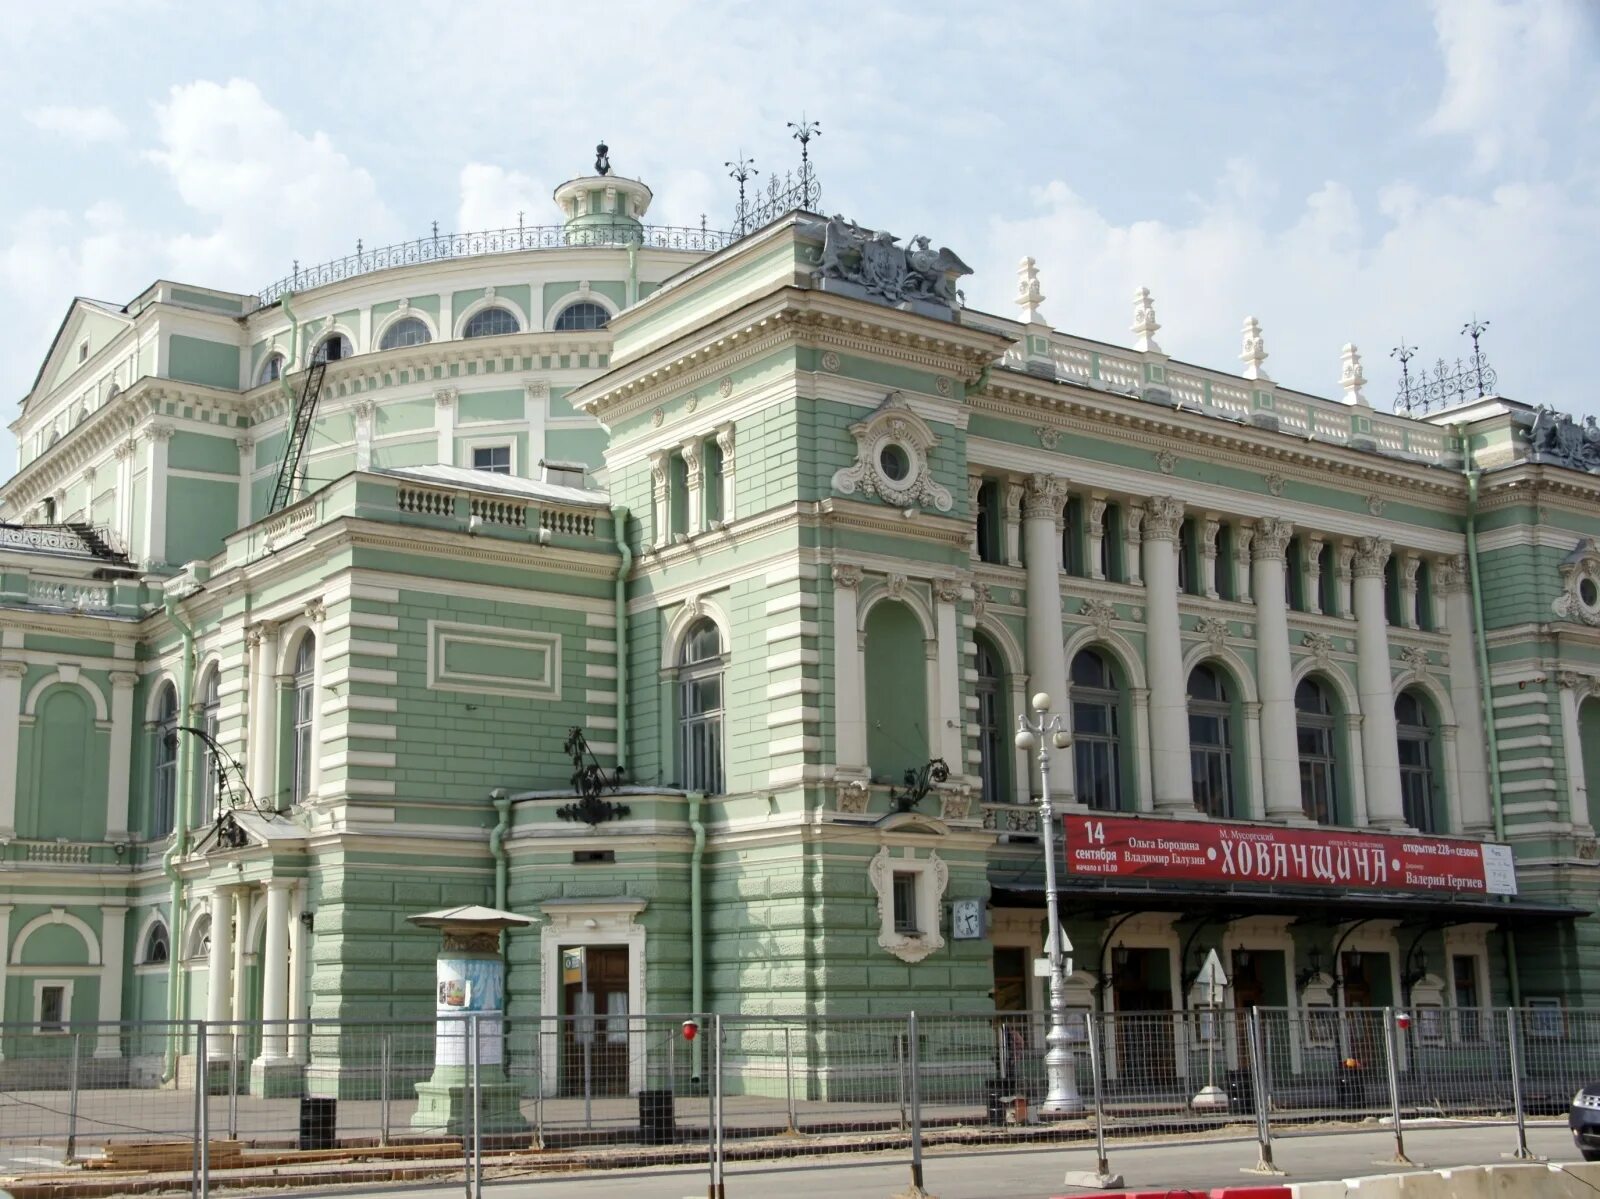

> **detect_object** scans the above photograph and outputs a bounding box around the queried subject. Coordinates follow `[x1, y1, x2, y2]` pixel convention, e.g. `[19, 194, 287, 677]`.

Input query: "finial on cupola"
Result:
[1340, 342, 1368, 406]
[595, 142, 611, 176]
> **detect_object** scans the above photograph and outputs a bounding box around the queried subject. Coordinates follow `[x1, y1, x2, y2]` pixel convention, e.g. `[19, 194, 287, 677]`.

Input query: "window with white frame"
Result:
[868, 847, 949, 963]
[257, 353, 285, 386]
[1071, 649, 1124, 811]
[378, 315, 432, 350]
[892, 872, 920, 934]
[35, 981, 71, 1032]
[553, 301, 610, 331]
[472, 445, 512, 474]
[311, 333, 352, 364]
[142, 922, 170, 965]
[150, 683, 178, 837]
[290, 635, 316, 806]
[463, 306, 520, 338]
[678, 619, 724, 794]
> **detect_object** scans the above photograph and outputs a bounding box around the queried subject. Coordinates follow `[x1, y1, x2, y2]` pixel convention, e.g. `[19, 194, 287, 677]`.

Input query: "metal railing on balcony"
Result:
[257, 222, 740, 305]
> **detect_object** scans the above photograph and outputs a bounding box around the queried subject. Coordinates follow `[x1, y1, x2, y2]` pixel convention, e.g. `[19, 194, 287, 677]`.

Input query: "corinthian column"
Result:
[1353, 538, 1406, 828]
[1023, 474, 1071, 794]
[1253, 518, 1305, 822]
[1143, 496, 1193, 811]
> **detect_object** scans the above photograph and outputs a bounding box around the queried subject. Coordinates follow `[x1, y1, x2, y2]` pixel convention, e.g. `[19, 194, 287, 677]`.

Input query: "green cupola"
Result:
[553, 142, 653, 240]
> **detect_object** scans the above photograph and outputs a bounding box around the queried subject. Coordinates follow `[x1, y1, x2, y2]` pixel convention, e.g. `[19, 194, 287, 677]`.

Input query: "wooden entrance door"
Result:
[1340, 951, 1384, 1065]
[1231, 951, 1266, 1064]
[562, 946, 630, 1096]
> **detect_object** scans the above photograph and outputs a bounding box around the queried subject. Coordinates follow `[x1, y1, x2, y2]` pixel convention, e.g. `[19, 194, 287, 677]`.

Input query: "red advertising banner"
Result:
[1064, 813, 1518, 897]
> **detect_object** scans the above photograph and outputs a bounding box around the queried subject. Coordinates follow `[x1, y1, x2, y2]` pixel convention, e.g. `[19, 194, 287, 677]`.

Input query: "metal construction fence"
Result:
[0, 1006, 1587, 1197]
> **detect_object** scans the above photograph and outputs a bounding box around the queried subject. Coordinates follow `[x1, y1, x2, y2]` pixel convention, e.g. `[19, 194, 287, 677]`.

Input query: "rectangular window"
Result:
[1177, 519, 1194, 594]
[1527, 997, 1562, 1038]
[892, 872, 920, 935]
[1102, 503, 1122, 582]
[679, 675, 724, 794]
[39, 985, 66, 1031]
[1417, 1004, 1444, 1043]
[472, 445, 511, 474]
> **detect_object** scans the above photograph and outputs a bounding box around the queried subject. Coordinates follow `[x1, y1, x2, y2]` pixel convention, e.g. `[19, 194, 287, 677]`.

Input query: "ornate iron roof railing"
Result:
[257, 221, 740, 305]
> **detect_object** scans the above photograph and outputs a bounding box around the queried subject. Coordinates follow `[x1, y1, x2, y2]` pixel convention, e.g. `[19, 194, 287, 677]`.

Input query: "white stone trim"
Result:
[453, 295, 530, 340]
[867, 844, 948, 964]
[538, 899, 648, 1097]
[10, 907, 101, 966]
[543, 290, 619, 332]
[23, 672, 109, 722]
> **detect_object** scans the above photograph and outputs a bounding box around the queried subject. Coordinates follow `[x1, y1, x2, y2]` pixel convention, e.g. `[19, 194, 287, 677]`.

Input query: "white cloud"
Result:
[455, 164, 549, 233]
[25, 105, 127, 145]
[984, 167, 1600, 413]
[1424, 0, 1591, 172]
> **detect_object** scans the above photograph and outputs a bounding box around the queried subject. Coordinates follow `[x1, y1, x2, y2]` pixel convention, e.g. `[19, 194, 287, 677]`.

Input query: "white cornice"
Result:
[980, 375, 1468, 503]
[573, 287, 1010, 429]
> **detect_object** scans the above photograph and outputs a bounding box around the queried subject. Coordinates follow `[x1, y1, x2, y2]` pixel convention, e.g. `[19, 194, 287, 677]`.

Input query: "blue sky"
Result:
[3, 0, 1596, 459]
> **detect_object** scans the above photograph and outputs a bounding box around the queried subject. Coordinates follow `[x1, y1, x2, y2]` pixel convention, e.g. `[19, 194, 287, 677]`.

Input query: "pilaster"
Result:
[434, 387, 457, 465]
[831, 565, 867, 777]
[714, 423, 736, 522]
[680, 438, 703, 535]
[0, 662, 26, 840]
[106, 671, 137, 842]
[95, 906, 128, 1055]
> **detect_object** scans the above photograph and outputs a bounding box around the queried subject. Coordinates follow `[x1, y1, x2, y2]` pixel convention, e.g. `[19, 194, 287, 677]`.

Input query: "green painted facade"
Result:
[2, 168, 1599, 1097]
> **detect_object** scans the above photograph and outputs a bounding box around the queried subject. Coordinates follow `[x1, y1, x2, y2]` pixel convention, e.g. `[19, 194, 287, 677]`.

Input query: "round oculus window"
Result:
[879, 442, 911, 483]
[1582, 576, 1599, 609]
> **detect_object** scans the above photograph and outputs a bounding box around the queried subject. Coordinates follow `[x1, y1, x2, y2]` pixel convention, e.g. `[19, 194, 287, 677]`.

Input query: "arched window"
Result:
[974, 637, 1007, 803]
[678, 619, 724, 794]
[143, 922, 170, 965]
[291, 635, 316, 806]
[311, 334, 352, 364]
[1396, 690, 1437, 832]
[151, 683, 178, 838]
[378, 316, 432, 350]
[552, 301, 610, 332]
[1187, 664, 1236, 818]
[257, 353, 285, 386]
[975, 480, 1002, 565]
[1071, 649, 1123, 811]
[199, 667, 222, 819]
[463, 306, 521, 338]
[1296, 677, 1338, 825]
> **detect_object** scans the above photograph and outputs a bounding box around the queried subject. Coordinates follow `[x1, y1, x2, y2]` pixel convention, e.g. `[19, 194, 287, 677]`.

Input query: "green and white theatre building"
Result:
[3, 154, 1600, 1094]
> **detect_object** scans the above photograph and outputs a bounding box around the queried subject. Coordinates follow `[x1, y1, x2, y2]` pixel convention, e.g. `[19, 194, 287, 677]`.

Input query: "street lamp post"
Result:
[1015, 691, 1084, 1117]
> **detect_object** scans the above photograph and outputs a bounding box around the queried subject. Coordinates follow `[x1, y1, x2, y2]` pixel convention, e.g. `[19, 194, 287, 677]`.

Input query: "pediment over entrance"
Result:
[189, 809, 308, 857]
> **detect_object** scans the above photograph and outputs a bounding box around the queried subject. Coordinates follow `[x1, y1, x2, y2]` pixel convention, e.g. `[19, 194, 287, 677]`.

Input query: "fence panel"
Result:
[497, 1013, 713, 1178]
[0, 1020, 197, 1185]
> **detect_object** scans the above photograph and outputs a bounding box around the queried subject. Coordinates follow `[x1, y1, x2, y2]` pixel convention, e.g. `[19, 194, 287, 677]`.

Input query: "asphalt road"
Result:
[254, 1122, 1577, 1198]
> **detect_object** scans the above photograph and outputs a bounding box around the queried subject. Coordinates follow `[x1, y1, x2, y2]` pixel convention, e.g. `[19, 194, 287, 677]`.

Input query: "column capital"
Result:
[1142, 496, 1184, 541]
[524, 379, 550, 401]
[1558, 671, 1600, 699]
[714, 421, 735, 459]
[265, 878, 297, 893]
[933, 579, 963, 605]
[433, 386, 458, 408]
[1253, 517, 1294, 559]
[1400, 552, 1423, 585]
[1352, 537, 1391, 578]
[147, 423, 175, 443]
[1434, 553, 1469, 594]
[831, 563, 863, 590]
[679, 437, 702, 469]
[1125, 507, 1145, 542]
[0, 661, 27, 681]
[234, 435, 255, 453]
[352, 398, 376, 421]
[109, 670, 139, 689]
[1021, 474, 1065, 519]
[98, 903, 129, 917]
[1243, 701, 1263, 718]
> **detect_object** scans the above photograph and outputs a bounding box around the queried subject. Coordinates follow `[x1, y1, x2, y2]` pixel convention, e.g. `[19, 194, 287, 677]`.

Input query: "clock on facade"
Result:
[951, 899, 985, 940]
